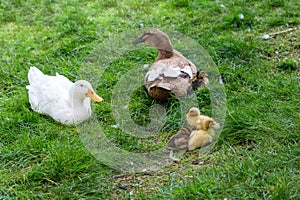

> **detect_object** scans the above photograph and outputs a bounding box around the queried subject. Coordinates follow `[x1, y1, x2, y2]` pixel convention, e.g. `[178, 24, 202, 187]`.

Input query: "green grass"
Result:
[1, 0, 299, 199]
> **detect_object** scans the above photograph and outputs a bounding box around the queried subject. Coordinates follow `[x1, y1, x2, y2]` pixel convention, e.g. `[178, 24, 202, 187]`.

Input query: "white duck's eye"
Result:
[80, 84, 84, 87]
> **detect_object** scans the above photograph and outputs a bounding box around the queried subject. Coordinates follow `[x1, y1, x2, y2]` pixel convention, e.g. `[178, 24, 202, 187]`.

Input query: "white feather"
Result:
[181, 66, 193, 79]
[163, 67, 181, 78]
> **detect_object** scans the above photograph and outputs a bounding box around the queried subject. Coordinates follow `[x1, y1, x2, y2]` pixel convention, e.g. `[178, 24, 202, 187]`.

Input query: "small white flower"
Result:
[111, 124, 120, 128]
[238, 13, 244, 20]
[218, 76, 224, 85]
[220, 4, 226, 8]
[262, 34, 270, 40]
[140, 23, 144, 29]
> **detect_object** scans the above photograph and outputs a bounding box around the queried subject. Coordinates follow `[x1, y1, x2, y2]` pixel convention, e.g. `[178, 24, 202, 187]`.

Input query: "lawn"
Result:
[0, 0, 299, 199]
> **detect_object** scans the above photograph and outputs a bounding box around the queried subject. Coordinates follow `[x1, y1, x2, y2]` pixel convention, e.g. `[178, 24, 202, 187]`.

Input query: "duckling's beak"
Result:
[213, 122, 220, 129]
[132, 36, 145, 44]
[86, 89, 104, 102]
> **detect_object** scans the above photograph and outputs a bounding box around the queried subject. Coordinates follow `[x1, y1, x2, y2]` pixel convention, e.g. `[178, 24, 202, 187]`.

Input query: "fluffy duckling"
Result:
[188, 114, 218, 151]
[186, 107, 218, 130]
[167, 126, 193, 161]
[186, 107, 201, 129]
[188, 129, 215, 151]
[133, 29, 208, 99]
[167, 126, 193, 150]
[26, 67, 103, 125]
[192, 70, 209, 90]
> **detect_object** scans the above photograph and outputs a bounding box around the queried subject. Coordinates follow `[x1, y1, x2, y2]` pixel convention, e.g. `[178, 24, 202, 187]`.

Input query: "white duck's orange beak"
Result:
[86, 89, 104, 102]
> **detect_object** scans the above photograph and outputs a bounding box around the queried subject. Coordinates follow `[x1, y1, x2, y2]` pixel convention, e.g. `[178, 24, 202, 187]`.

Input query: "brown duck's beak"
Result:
[132, 36, 145, 44]
[86, 89, 104, 102]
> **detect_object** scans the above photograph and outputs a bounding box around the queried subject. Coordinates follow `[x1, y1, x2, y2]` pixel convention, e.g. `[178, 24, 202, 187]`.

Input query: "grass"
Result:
[0, 0, 299, 199]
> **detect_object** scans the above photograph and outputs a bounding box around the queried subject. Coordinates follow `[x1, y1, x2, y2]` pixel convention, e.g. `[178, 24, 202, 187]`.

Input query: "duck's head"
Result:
[177, 126, 193, 135]
[199, 116, 218, 130]
[73, 80, 104, 102]
[133, 29, 173, 52]
[186, 107, 200, 118]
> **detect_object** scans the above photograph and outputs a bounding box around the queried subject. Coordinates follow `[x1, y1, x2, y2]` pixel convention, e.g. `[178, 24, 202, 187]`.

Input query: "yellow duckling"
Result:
[133, 29, 208, 99]
[188, 114, 218, 151]
[186, 107, 201, 129]
[186, 107, 218, 130]
[188, 129, 215, 151]
[26, 67, 103, 125]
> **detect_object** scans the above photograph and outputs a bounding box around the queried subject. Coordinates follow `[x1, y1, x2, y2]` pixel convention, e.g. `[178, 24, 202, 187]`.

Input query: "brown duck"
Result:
[133, 29, 208, 99]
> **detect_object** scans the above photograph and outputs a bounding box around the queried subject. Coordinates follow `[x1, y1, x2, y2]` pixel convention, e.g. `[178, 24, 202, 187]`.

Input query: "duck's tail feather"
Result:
[28, 67, 44, 85]
[192, 70, 209, 91]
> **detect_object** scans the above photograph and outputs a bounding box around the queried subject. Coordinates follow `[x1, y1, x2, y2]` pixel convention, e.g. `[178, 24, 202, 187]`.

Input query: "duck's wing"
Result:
[188, 130, 212, 150]
[145, 50, 200, 98]
[174, 135, 190, 149]
[173, 50, 197, 75]
[147, 57, 195, 79]
[145, 60, 193, 92]
[26, 67, 74, 123]
[167, 134, 189, 149]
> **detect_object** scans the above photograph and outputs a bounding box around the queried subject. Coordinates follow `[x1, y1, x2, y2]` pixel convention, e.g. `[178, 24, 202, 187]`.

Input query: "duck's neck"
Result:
[153, 36, 174, 61]
[69, 89, 91, 123]
[156, 49, 174, 61]
[72, 96, 90, 109]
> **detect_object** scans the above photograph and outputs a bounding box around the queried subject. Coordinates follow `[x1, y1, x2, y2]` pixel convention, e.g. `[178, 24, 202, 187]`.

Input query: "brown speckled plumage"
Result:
[133, 29, 208, 99]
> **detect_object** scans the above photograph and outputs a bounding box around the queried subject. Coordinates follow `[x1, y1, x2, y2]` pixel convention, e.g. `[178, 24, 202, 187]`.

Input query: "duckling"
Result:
[198, 115, 218, 130]
[133, 29, 208, 99]
[192, 70, 209, 90]
[186, 107, 218, 130]
[188, 117, 217, 151]
[26, 67, 103, 125]
[167, 126, 193, 150]
[188, 129, 215, 151]
[167, 126, 193, 161]
[186, 107, 201, 129]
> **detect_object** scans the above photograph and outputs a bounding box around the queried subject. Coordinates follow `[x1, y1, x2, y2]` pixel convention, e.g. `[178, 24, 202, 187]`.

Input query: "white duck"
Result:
[26, 67, 103, 125]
